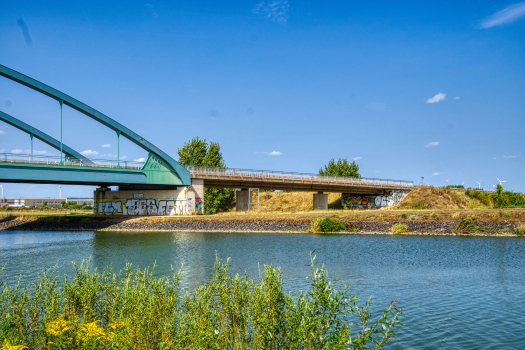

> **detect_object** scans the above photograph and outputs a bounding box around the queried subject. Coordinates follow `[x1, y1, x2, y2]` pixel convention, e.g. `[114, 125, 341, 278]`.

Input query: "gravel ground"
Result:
[0, 217, 521, 236]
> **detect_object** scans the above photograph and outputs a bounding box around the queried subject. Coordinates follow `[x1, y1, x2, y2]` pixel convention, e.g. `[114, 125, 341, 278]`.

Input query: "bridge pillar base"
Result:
[236, 189, 250, 212]
[313, 192, 328, 210]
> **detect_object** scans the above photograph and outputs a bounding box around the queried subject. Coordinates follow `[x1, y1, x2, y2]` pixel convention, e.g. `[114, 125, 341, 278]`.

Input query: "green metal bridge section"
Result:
[0, 65, 190, 187]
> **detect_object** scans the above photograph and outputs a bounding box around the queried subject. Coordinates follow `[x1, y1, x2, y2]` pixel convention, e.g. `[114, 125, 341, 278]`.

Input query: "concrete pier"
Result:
[313, 192, 328, 210]
[236, 188, 250, 211]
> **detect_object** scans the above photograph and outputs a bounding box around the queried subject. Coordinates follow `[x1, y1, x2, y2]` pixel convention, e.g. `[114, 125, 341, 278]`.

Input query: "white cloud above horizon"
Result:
[455, 96, 460, 100]
[253, 1, 289, 23]
[0, 130, 6, 135]
[134, 157, 146, 162]
[424, 142, 440, 148]
[426, 93, 446, 103]
[352, 157, 361, 161]
[268, 151, 283, 156]
[102, 144, 111, 148]
[80, 150, 99, 157]
[11, 149, 50, 156]
[431, 172, 441, 176]
[503, 155, 518, 158]
[480, 1, 525, 28]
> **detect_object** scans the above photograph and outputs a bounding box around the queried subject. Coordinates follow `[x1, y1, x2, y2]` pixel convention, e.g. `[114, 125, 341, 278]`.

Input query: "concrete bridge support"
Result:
[236, 188, 250, 211]
[313, 192, 328, 210]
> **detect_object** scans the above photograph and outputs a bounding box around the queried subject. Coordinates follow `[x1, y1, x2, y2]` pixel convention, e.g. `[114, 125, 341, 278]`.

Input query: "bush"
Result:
[391, 223, 409, 234]
[515, 225, 525, 236]
[0, 254, 402, 349]
[454, 219, 484, 234]
[6, 206, 13, 211]
[309, 217, 346, 233]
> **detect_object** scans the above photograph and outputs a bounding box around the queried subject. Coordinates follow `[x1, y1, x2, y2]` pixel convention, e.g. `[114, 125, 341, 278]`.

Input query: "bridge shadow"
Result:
[0, 215, 130, 231]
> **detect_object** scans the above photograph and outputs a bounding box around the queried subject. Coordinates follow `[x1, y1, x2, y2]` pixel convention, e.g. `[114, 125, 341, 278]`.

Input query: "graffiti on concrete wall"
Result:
[195, 197, 203, 214]
[96, 198, 191, 216]
[342, 190, 406, 209]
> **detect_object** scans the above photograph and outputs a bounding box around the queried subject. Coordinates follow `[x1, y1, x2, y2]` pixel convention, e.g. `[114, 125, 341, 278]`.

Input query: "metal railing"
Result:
[0, 153, 145, 170]
[186, 166, 414, 188]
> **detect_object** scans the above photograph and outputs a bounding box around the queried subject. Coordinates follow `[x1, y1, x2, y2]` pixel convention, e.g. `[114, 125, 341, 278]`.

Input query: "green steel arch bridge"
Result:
[0, 64, 190, 187]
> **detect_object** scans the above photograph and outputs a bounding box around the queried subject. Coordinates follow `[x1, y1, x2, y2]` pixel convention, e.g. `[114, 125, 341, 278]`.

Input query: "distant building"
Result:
[0, 197, 94, 207]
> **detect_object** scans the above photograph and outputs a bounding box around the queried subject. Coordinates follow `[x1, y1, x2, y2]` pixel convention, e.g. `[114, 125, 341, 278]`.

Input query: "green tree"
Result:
[319, 158, 361, 178]
[178, 137, 234, 214]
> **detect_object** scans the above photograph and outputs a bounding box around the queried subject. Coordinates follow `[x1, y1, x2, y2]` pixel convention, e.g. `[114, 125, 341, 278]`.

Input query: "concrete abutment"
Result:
[313, 192, 328, 210]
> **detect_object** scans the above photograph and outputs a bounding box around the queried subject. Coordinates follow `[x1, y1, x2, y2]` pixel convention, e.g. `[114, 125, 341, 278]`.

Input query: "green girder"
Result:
[0, 110, 93, 164]
[0, 64, 190, 185]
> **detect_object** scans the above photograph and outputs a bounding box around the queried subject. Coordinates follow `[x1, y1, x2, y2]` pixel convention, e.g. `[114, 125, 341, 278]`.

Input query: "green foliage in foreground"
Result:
[0, 254, 402, 349]
[319, 158, 361, 178]
[309, 217, 347, 233]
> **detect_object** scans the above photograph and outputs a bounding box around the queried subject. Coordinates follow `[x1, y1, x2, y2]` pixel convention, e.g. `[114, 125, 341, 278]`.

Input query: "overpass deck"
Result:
[188, 166, 413, 194]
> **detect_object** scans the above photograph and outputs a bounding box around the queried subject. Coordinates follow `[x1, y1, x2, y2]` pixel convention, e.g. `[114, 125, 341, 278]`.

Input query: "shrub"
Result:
[6, 207, 13, 211]
[431, 213, 438, 219]
[400, 213, 408, 219]
[309, 217, 346, 233]
[391, 223, 409, 234]
[0, 254, 402, 349]
[454, 219, 484, 234]
[515, 225, 525, 236]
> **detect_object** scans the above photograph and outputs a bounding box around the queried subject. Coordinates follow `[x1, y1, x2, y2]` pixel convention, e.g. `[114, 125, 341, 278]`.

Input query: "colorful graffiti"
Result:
[342, 190, 406, 209]
[195, 197, 203, 214]
[96, 198, 191, 216]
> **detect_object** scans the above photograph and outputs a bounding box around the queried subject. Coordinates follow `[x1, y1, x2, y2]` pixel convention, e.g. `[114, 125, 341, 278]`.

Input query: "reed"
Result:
[0, 253, 402, 349]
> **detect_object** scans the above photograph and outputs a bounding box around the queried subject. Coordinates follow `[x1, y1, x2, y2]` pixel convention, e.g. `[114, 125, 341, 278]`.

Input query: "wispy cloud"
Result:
[352, 157, 361, 161]
[431, 172, 441, 176]
[0, 130, 6, 135]
[11, 149, 50, 155]
[424, 142, 440, 148]
[455, 96, 460, 100]
[503, 155, 518, 158]
[102, 144, 111, 148]
[480, 1, 525, 28]
[268, 151, 283, 156]
[253, 1, 289, 23]
[80, 150, 99, 157]
[426, 93, 446, 104]
[134, 157, 146, 162]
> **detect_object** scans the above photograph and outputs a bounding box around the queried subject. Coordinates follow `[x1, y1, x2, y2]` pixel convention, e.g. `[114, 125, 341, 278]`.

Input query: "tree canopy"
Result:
[178, 137, 234, 214]
[319, 158, 361, 178]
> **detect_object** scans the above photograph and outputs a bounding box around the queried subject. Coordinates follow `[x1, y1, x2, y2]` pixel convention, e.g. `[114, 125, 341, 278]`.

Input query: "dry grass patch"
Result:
[397, 186, 488, 210]
[390, 223, 409, 234]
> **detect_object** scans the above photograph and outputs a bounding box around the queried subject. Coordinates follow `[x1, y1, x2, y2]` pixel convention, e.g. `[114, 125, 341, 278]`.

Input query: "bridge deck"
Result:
[188, 166, 413, 194]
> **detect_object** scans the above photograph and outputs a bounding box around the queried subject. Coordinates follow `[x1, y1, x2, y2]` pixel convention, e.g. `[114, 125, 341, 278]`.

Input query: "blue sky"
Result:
[1, 0, 524, 197]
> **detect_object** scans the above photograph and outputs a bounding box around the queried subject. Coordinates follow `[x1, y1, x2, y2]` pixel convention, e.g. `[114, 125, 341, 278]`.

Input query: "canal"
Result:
[1, 230, 524, 349]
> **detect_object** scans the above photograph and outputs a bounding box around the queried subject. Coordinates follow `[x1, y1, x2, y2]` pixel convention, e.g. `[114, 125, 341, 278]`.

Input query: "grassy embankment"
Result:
[0, 254, 402, 349]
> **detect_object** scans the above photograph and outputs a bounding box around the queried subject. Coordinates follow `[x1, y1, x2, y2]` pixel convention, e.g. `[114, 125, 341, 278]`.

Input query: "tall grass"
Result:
[0, 253, 402, 349]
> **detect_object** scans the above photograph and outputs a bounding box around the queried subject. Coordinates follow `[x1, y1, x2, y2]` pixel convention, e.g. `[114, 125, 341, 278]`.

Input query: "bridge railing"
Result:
[0, 153, 145, 170]
[186, 166, 414, 187]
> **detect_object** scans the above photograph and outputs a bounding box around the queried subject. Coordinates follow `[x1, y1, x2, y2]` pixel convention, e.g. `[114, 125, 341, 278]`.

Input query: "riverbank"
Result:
[1, 211, 523, 236]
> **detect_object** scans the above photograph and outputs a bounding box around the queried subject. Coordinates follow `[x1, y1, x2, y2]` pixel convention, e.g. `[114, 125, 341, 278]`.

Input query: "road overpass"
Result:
[0, 64, 413, 215]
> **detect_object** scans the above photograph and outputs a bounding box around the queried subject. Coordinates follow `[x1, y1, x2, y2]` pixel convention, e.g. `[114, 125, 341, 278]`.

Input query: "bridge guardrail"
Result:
[186, 166, 414, 188]
[0, 153, 144, 170]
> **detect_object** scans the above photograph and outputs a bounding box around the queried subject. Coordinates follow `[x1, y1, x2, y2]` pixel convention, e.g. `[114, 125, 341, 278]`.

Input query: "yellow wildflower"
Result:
[45, 315, 72, 336]
[78, 320, 107, 342]
[1, 339, 28, 350]
[108, 320, 126, 331]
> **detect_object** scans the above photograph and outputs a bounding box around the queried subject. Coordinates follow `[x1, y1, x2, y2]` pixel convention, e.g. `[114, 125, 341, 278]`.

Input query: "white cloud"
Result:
[11, 149, 50, 155]
[80, 150, 99, 157]
[102, 144, 111, 148]
[503, 155, 517, 158]
[352, 157, 361, 161]
[424, 142, 440, 148]
[134, 157, 146, 162]
[431, 172, 440, 176]
[480, 1, 525, 28]
[253, 0, 289, 23]
[426, 93, 446, 104]
[0, 130, 6, 135]
[455, 96, 460, 100]
[268, 151, 283, 156]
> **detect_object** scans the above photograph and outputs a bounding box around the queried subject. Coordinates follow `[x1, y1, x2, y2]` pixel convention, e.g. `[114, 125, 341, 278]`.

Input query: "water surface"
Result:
[1, 230, 524, 349]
